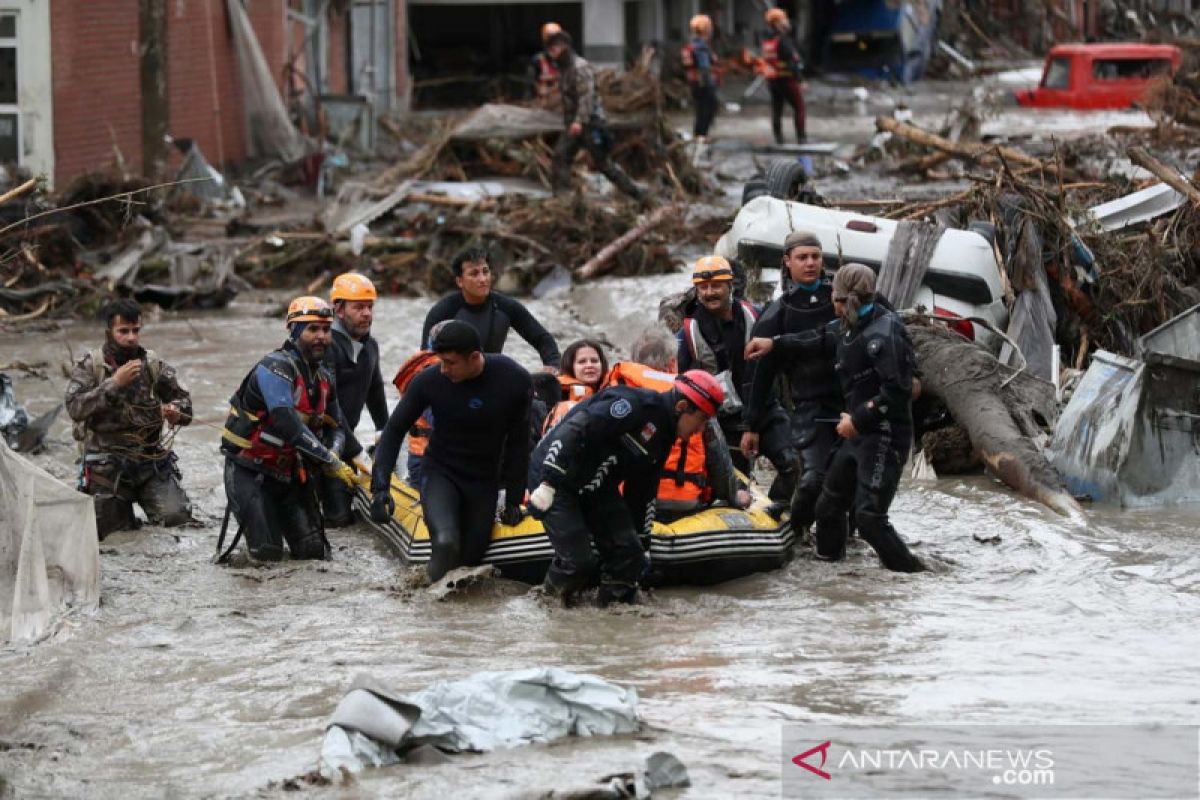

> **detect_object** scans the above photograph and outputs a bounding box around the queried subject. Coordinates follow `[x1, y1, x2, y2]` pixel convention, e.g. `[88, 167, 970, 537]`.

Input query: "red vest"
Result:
[760, 36, 792, 80]
[227, 356, 330, 482]
[534, 52, 559, 97]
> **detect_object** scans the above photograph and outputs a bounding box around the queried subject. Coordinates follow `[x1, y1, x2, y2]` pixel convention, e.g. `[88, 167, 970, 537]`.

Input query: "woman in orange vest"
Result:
[541, 339, 609, 436]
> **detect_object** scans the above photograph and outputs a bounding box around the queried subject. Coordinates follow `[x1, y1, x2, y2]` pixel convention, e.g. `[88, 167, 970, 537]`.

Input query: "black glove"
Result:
[370, 490, 395, 523]
[498, 505, 525, 527]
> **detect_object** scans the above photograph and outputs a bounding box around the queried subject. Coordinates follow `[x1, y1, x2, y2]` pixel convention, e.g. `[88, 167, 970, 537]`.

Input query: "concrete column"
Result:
[583, 0, 624, 67]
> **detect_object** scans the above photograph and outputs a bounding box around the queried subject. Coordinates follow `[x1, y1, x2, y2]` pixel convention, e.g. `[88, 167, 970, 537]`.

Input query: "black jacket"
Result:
[421, 291, 560, 368]
[325, 320, 388, 454]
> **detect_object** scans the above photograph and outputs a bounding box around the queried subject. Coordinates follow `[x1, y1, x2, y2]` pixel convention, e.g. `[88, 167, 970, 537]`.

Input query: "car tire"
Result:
[742, 177, 768, 206]
[764, 159, 808, 201]
[967, 220, 997, 247]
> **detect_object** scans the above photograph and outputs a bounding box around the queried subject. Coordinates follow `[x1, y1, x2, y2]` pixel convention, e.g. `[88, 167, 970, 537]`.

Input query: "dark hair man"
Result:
[762, 8, 807, 144]
[370, 321, 533, 582]
[748, 264, 924, 572]
[679, 255, 798, 501]
[527, 369, 724, 606]
[320, 272, 388, 527]
[65, 298, 193, 538]
[742, 231, 840, 534]
[220, 296, 357, 561]
[544, 31, 647, 201]
[421, 247, 560, 371]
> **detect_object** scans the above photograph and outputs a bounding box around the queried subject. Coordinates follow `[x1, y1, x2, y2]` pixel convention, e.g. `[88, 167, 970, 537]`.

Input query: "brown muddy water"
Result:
[2, 277, 1198, 799]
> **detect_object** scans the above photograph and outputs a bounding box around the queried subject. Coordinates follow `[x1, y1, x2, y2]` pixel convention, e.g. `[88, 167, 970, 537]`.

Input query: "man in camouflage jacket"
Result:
[65, 299, 193, 538]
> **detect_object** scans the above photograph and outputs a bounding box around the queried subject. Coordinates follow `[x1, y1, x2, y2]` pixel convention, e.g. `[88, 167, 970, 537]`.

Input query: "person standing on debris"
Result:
[682, 14, 720, 142]
[220, 297, 358, 561]
[319, 272, 389, 527]
[422, 247, 561, 371]
[742, 231, 840, 534]
[529, 22, 564, 106]
[761, 8, 807, 144]
[370, 321, 532, 582]
[678, 256, 799, 500]
[65, 299, 194, 539]
[528, 369, 724, 605]
[544, 30, 647, 202]
[746, 264, 924, 572]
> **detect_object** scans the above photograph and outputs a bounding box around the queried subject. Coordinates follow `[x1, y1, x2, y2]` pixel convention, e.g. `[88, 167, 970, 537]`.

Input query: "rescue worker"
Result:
[65, 298, 193, 538]
[678, 255, 798, 499]
[746, 264, 924, 573]
[544, 30, 646, 201]
[542, 339, 609, 435]
[762, 8, 807, 144]
[682, 14, 719, 141]
[607, 327, 750, 519]
[528, 369, 725, 605]
[422, 247, 560, 371]
[369, 321, 532, 582]
[321, 272, 388, 527]
[220, 297, 357, 561]
[529, 22, 563, 106]
[742, 231, 839, 534]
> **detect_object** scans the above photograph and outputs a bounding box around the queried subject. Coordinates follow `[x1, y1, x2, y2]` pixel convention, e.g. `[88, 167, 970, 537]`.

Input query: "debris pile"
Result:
[1146, 39, 1200, 135]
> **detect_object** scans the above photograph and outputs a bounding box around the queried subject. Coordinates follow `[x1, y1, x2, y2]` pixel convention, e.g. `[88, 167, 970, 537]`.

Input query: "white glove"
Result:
[530, 482, 556, 512]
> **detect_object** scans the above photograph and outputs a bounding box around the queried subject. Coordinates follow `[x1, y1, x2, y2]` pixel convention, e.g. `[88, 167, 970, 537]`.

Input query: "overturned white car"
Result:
[713, 196, 1009, 347]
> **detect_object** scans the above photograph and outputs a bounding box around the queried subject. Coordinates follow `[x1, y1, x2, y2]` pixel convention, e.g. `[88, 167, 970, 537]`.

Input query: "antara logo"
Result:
[792, 741, 833, 780]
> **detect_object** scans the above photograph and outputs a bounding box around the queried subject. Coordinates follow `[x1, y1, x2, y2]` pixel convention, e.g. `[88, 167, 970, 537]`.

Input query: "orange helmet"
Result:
[330, 272, 377, 303]
[541, 22, 562, 43]
[285, 296, 333, 326]
[765, 8, 788, 26]
[691, 255, 734, 284]
[689, 14, 713, 35]
[675, 370, 725, 417]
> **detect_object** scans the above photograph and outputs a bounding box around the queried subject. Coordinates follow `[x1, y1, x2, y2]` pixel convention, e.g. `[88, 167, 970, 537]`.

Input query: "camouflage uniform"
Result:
[64, 346, 193, 538]
[553, 52, 644, 200]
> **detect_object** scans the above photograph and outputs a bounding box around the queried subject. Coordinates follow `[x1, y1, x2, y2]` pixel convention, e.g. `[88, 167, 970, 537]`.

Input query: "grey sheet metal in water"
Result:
[1048, 304, 1200, 506]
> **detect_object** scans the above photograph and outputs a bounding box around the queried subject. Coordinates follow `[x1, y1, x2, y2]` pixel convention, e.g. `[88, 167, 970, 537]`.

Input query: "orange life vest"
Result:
[393, 350, 439, 457]
[760, 36, 792, 80]
[681, 41, 720, 86]
[602, 362, 709, 505]
[534, 52, 559, 98]
[542, 376, 595, 436]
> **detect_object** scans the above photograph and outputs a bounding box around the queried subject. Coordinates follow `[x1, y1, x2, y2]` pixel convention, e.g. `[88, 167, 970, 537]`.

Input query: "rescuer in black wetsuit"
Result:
[421, 247, 560, 371]
[527, 370, 725, 605]
[369, 321, 533, 581]
[747, 263, 923, 573]
[742, 230, 841, 534]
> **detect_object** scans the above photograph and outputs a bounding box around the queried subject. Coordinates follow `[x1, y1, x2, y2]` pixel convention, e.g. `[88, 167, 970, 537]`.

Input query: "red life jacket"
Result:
[760, 36, 792, 80]
[224, 353, 330, 482]
[602, 362, 709, 505]
[393, 350, 439, 457]
[681, 42, 721, 87]
[534, 52, 559, 98]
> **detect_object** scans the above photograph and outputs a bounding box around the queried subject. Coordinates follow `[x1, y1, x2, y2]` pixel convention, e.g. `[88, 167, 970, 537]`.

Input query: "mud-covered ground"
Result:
[2, 79, 1197, 799]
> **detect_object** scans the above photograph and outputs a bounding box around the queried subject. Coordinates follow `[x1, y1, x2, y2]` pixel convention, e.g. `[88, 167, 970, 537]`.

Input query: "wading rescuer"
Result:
[742, 231, 839, 534]
[528, 369, 724, 606]
[65, 298, 193, 538]
[422, 247, 561, 371]
[369, 321, 532, 582]
[529, 22, 563, 106]
[544, 30, 647, 201]
[682, 14, 719, 142]
[761, 8, 806, 144]
[747, 264, 924, 572]
[679, 255, 798, 500]
[320, 272, 388, 527]
[220, 297, 357, 561]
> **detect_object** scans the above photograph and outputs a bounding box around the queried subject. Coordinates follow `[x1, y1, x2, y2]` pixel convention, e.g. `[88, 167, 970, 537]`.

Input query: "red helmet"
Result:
[674, 370, 724, 417]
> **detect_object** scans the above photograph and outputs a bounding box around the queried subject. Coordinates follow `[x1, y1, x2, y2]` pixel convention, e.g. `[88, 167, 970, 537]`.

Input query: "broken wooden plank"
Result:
[576, 205, 676, 280]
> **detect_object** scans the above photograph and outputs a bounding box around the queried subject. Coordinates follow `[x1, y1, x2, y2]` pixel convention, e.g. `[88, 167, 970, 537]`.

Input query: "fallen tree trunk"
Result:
[908, 322, 1084, 520]
[1128, 146, 1200, 206]
[576, 204, 676, 280]
[876, 117, 1055, 174]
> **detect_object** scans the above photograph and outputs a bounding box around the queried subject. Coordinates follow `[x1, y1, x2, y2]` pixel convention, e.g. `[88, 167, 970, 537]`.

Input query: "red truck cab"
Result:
[1015, 43, 1182, 110]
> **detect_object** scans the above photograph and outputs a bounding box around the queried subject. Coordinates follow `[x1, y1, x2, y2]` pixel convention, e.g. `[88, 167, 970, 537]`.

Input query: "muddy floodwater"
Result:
[3, 275, 1198, 799]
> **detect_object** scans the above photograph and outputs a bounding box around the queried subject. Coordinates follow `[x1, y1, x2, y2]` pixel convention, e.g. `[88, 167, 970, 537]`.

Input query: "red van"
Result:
[1015, 43, 1182, 110]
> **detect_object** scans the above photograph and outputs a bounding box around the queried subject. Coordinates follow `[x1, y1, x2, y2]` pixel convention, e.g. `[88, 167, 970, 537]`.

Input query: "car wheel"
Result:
[742, 177, 768, 206]
[764, 159, 808, 201]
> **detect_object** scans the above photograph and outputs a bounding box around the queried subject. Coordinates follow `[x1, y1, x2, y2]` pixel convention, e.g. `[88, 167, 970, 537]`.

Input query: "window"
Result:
[0, 12, 16, 164]
[1042, 57, 1070, 89]
[1092, 57, 1172, 81]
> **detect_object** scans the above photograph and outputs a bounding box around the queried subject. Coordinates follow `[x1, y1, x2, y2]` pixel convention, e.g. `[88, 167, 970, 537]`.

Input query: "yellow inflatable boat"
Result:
[351, 469, 795, 586]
